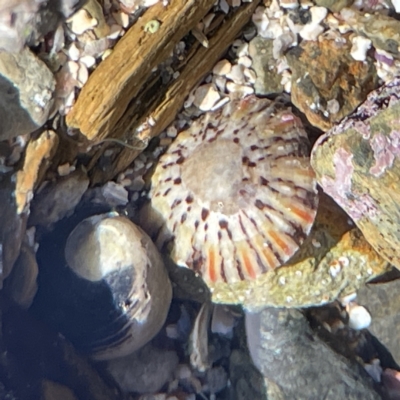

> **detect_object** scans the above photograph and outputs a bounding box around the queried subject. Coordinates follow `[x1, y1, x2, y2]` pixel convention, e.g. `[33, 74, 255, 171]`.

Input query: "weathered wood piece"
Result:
[89, 0, 261, 185]
[66, 0, 216, 140]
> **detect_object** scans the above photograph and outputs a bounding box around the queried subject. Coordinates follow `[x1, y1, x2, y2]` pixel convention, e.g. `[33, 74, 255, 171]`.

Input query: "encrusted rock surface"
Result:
[311, 78, 400, 271]
[248, 37, 284, 96]
[286, 35, 378, 130]
[0, 49, 55, 140]
[209, 195, 389, 310]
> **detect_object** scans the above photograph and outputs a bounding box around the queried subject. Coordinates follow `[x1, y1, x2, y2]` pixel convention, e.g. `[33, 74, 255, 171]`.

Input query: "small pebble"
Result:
[348, 304, 371, 330]
[193, 84, 221, 111]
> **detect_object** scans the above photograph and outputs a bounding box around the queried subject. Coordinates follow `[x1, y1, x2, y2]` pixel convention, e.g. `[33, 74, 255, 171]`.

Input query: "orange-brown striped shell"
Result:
[150, 96, 318, 285]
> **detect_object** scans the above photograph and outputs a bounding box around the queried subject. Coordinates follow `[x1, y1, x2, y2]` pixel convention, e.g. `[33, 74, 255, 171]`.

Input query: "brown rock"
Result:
[15, 130, 59, 215]
[311, 78, 400, 270]
[286, 35, 378, 131]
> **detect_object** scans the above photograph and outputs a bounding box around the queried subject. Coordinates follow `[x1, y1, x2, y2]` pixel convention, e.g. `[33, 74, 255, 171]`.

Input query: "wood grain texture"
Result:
[66, 0, 216, 140]
[89, 0, 261, 185]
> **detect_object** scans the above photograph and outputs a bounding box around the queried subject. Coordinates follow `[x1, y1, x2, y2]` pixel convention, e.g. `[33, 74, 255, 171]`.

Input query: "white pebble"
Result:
[193, 84, 221, 111]
[238, 55, 252, 68]
[67, 43, 80, 61]
[226, 64, 245, 85]
[350, 36, 372, 61]
[348, 305, 371, 330]
[213, 59, 232, 76]
[79, 55, 96, 68]
[226, 82, 254, 96]
[68, 9, 97, 35]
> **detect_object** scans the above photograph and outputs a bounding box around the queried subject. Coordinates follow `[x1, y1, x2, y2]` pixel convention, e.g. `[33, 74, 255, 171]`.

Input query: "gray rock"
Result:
[245, 308, 382, 400]
[357, 279, 400, 364]
[229, 349, 268, 400]
[248, 37, 284, 96]
[107, 343, 179, 394]
[0, 0, 84, 52]
[0, 172, 27, 286]
[0, 48, 55, 140]
[29, 168, 89, 228]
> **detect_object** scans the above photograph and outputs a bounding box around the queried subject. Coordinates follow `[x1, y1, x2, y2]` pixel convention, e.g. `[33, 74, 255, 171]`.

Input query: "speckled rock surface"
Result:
[0, 48, 55, 140]
[248, 37, 284, 96]
[311, 78, 400, 271]
[357, 279, 400, 364]
[245, 307, 382, 400]
[314, 0, 353, 12]
[286, 35, 378, 131]
[209, 195, 389, 310]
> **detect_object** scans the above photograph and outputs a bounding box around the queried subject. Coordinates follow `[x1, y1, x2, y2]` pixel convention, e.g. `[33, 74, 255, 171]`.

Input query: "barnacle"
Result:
[149, 96, 318, 286]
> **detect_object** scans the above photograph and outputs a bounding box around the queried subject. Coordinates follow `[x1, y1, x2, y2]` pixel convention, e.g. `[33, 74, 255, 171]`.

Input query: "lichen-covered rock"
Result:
[314, 0, 353, 12]
[286, 35, 378, 130]
[0, 48, 56, 140]
[209, 195, 389, 310]
[311, 78, 400, 271]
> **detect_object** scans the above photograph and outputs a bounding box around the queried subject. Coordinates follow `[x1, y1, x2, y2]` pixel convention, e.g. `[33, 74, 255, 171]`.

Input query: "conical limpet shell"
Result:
[149, 95, 318, 287]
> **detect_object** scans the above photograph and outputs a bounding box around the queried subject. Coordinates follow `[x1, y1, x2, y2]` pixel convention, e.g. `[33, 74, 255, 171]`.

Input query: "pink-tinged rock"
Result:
[311, 78, 400, 270]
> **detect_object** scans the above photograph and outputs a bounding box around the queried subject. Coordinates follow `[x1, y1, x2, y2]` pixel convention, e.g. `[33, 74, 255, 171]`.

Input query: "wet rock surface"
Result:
[0, 49, 55, 140]
[248, 37, 284, 96]
[245, 307, 383, 400]
[287, 35, 378, 131]
[357, 279, 400, 365]
[311, 78, 400, 271]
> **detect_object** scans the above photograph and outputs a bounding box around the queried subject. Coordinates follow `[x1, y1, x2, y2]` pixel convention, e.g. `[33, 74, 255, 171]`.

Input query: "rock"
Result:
[3, 243, 38, 308]
[29, 168, 89, 228]
[314, 0, 353, 12]
[245, 307, 382, 399]
[311, 78, 400, 270]
[0, 0, 84, 52]
[0, 172, 27, 286]
[41, 380, 78, 400]
[0, 49, 56, 140]
[286, 35, 378, 130]
[15, 130, 59, 215]
[356, 279, 400, 364]
[0, 296, 121, 399]
[209, 194, 389, 310]
[107, 343, 179, 393]
[339, 8, 400, 55]
[248, 37, 285, 96]
[229, 350, 268, 400]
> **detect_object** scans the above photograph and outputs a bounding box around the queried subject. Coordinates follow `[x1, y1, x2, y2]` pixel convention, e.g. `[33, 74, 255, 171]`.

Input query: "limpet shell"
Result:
[148, 95, 318, 286]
